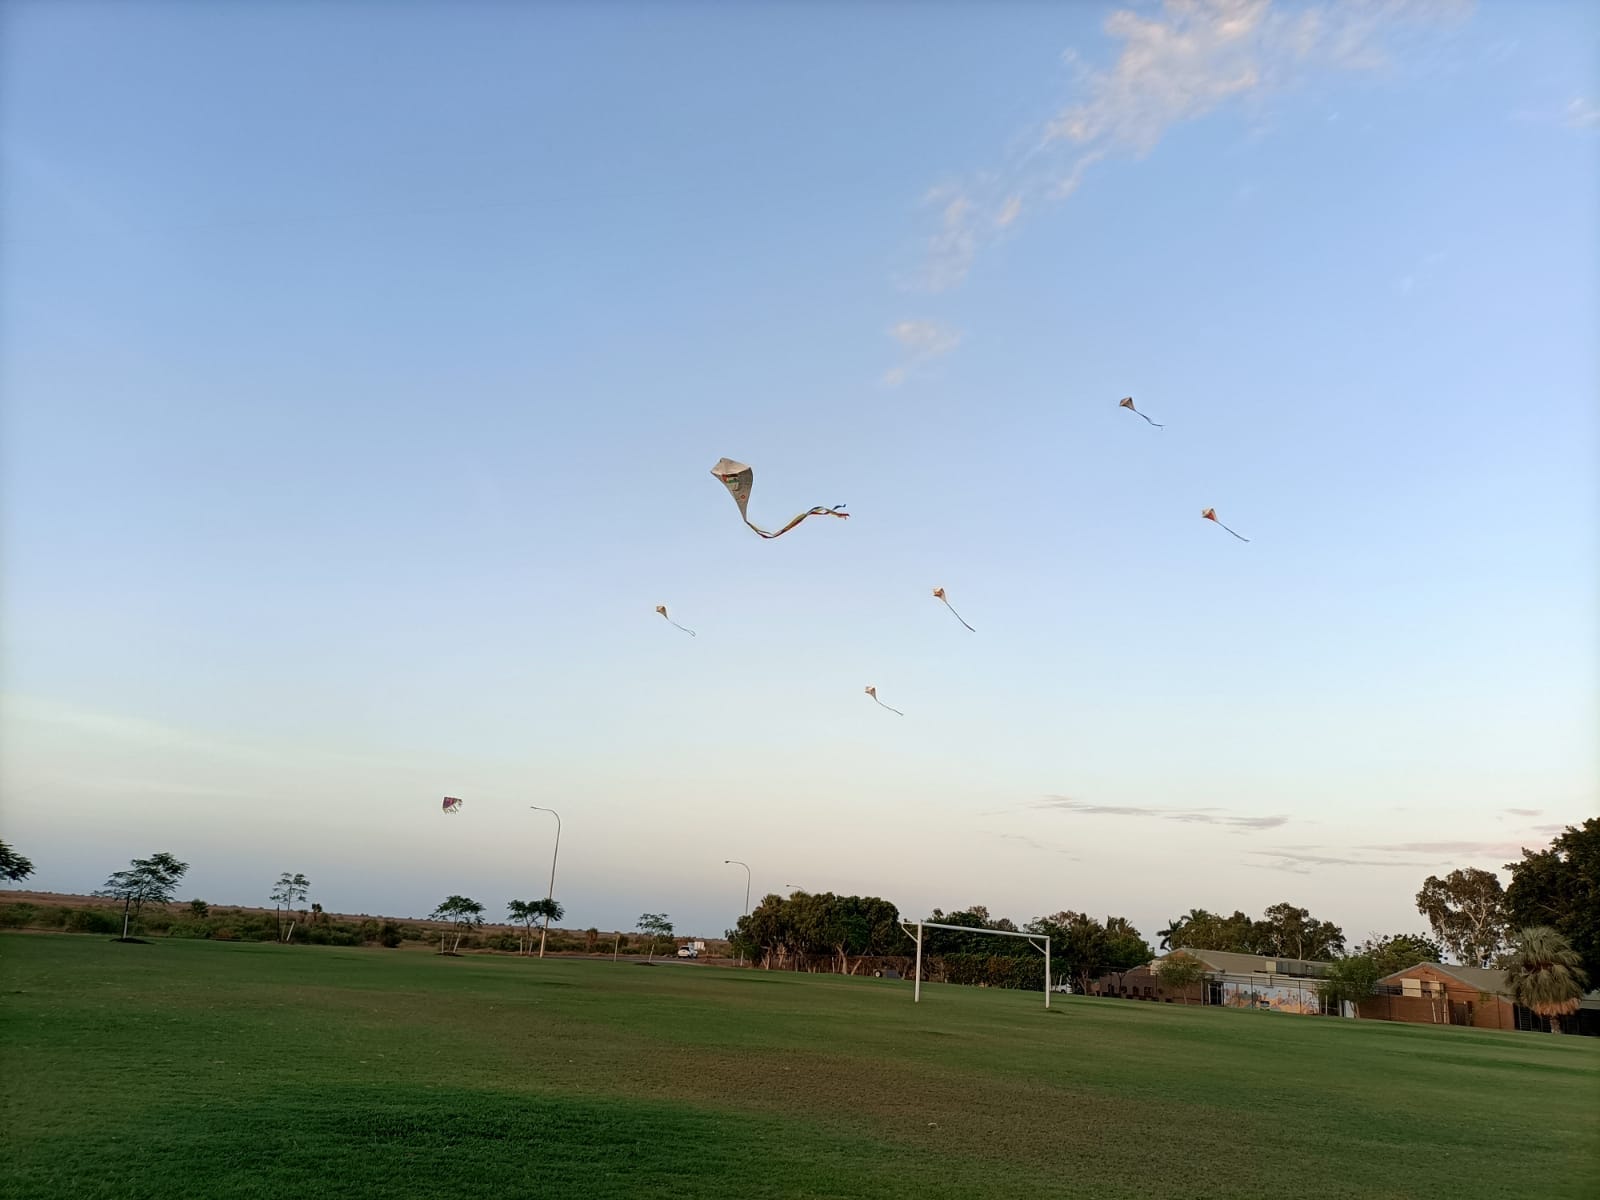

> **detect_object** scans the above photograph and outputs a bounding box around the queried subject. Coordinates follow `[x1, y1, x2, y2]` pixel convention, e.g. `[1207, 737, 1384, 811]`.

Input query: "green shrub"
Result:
[64, 908, 120, 934]
[0, 904, 38, 929]
[166, 921, 212, 940]
[379, 922, 403, 948]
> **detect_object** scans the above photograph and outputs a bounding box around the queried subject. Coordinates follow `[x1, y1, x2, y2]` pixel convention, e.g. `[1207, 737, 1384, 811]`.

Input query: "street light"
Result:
[785, 883, 805, 892]
[530, 806, 561, 959]
[724, 859, 751, 965]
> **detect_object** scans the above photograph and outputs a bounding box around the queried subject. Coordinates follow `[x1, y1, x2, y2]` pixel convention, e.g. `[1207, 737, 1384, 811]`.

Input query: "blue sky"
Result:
[2, 0, 1595, 947]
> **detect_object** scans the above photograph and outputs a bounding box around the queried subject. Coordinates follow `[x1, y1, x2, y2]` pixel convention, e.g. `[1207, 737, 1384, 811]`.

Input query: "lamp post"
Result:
[785, 883, 805, 893]
[530, 806, 561, 959]
[724, 859, 751, 965]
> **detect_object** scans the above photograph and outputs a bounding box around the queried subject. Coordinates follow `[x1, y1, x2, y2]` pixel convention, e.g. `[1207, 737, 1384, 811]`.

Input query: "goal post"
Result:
[899, 920, 1052, 1009]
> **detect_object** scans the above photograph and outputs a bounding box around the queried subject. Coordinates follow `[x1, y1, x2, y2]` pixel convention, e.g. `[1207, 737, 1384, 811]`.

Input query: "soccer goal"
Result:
[899, 920, 1053, 1009]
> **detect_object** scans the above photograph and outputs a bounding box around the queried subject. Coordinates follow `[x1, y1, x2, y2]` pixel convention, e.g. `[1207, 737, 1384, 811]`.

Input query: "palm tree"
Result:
[1504, 926, 1590, 1034]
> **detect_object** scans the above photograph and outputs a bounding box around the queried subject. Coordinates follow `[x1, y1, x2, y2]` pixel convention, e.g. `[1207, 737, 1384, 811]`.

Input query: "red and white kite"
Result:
[1201, 508, 1249, 542]
[442, 796, 464, 814]
[655, 605, 696, 637]
[932, 587, 975, 633]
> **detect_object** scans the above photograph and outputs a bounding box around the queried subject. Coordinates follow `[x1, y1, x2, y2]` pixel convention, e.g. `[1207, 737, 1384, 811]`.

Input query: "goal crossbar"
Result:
[899, 920, 1052, 1009]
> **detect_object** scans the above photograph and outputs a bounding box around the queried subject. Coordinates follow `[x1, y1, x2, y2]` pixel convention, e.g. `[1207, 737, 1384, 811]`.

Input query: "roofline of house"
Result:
[1375, 961, 1507, 993]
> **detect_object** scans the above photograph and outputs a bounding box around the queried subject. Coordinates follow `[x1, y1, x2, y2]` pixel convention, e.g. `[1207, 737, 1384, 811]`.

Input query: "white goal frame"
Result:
[899, 920, 1052, 1009]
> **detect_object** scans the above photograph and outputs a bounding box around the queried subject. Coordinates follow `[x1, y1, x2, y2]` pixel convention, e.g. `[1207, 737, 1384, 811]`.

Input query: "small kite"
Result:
[864, 686, 903, 716]
[932, 587, 975, 633]
[655, 605, 695, 637]
[442, 796, 464, 814]
[1118, 396, 1162, 428]
[1201, 508, 1249, 542]
[710, 457, 848, 539]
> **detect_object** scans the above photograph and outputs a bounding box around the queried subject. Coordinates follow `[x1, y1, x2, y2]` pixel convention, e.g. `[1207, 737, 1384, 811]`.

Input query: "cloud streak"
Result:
[1035, 796, 1288, 830]
[914, 0, 1468, 292]
[882, 318, 963, 386]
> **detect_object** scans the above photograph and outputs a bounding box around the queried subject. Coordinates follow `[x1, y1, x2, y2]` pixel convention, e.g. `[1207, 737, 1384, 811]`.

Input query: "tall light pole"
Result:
[531, 806, 561, 959]
[724, 859, 751, 965]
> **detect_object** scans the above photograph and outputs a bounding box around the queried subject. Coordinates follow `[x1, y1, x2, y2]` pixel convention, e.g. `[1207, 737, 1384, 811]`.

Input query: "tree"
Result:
[1320, 954, 1382, 1016]
[188, 899, 210, 920]
[507, 899, 566, 956]
[1256, 902, 1346, 961]
[96, 852, 189, 939]
[1356, 932, 1446, 978]
[1505, 819, 1600, 987]
[585, 927, 599, 953]
[1155, 952, 1208, 1004]
[0, 839, 35, 882]
[1027, 911, 1107, 995]
[1102, 917, 1154, 989]
[1415, 868, 1508, 967]
[270, 873, 311, 944]
[637, 912, 674, 961]
[1502, 926, 1590, 1034]
[431, 895, 485, 954]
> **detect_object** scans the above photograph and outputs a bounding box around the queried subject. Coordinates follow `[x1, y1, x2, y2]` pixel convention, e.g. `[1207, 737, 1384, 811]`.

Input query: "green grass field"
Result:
[2, 934, 1595, 1199]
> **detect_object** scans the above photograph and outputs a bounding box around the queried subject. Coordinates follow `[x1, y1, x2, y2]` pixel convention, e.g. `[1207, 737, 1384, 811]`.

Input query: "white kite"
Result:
[710, 457, 848, 539]
[932, 587, 974, 633]
[655, 605, 696, 636]
[864, 686, 903, 716]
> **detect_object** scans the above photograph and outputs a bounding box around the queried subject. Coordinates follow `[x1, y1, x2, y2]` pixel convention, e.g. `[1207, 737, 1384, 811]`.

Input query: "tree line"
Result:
[3, 818, 1594, 1009]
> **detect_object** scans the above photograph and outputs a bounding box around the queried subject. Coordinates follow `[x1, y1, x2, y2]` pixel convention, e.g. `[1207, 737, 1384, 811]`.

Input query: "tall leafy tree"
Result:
[1027, 912, 1108, 994]
[1256, 902, 1346, 961]
[637, 912, 674, 961]
[1102, 917, 1154, 987]
[1155, 952, 1207, 1004]
[1320, 954, 1382, 1016]
[96, 852, 189, 939]
[1415, 868, 1509, 967]
[1356, 932, 1446, 977]
[1504, 818, 1599, 986]
[0, 839, 35, 882]
[269, 873, 311, 943]
[431, 895, 485, 953]
[1502, 926, 1590, 1034]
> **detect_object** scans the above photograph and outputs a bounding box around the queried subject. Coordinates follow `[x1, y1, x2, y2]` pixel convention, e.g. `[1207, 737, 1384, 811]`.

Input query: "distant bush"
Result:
[379, 922, 402, 948]
[937, 953, 1045, 992]
[0, 904, 37, 929]
[166, 921, 213, 940]
[65, 908, 120, 934]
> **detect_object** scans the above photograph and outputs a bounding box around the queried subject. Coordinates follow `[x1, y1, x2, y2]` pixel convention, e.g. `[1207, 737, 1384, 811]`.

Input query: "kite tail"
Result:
[1139, 412, 1164, 428]
[942, 601, 976, 633]
[669, 621, 696, 637]
[1220, 523, 1250, 542]
[747, 505, 849, 539]
[872, 697, 905, 716]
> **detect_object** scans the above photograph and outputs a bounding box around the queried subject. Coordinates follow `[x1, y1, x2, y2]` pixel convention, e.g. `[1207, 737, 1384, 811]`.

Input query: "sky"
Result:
[1, 0, 1595, 948]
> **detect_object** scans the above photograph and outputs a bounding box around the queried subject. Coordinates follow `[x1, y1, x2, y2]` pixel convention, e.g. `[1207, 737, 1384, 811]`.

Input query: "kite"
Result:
[655, 605, 696, 637]
[932, 587, 975, 633]
[710, 457, 848, 539]
[864, 686, 903, 716]
[442, 796, 463, 814]
[1118, 396, 1162, 428]
[1201, 508, 1249, 542]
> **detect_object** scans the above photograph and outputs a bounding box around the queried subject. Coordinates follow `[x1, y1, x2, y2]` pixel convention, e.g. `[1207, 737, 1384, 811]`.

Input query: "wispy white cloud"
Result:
[914, 0, 1468, 292]
[1565, 97, 1600, 129]
[882, 318, 963, 387]
[1035, 796, 1289, 830]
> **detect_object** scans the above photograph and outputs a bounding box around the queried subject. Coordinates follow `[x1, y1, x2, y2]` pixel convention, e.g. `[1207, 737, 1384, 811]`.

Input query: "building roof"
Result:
[1378, 962, 1509, 993]
[1165, 947, 1333, 979]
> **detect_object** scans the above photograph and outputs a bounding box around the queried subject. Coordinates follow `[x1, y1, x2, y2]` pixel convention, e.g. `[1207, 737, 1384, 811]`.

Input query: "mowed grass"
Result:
[1, 935, 1596, 1199]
